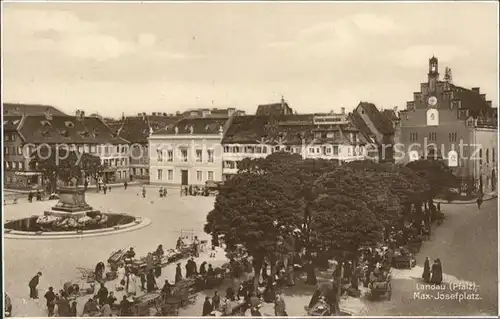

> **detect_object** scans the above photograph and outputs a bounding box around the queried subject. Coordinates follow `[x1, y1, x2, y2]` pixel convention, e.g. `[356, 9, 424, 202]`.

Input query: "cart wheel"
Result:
[387, 283, 392, 300]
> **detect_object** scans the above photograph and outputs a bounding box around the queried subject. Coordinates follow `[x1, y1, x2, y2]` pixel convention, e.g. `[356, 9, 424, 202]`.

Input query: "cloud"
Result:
[3, 8, 190, 62]
[393, 44, 471, 68]
[269, 13, 403, 59]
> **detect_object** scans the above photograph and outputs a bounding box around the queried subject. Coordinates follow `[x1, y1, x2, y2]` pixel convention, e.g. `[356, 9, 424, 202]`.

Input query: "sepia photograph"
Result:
[2, 1, 499, 317]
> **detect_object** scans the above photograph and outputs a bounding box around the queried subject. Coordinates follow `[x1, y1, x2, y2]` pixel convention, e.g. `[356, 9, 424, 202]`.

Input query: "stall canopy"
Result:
[14, 171, 42, 176]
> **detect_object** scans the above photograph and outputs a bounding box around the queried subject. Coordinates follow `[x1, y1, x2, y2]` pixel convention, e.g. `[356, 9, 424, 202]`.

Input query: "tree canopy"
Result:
[30, 146, 103, 191]
[405, 159, 458, 200]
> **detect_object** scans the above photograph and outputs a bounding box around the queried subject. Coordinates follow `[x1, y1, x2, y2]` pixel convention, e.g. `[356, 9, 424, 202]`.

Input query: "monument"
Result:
[44, 186, 97, 219]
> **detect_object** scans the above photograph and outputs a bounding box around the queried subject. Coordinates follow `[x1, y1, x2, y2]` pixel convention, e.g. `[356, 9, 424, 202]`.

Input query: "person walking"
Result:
[477, 196, 483, 209]
[202, 296, 213, 316]
[175, 263, 183, 283]
[44, 287, 56, 316]
[124, 181, 128, 190]
[274, 290, 287, 316]
[212, 291, 220, 311]
[422, 257, 431, 283]
[29, 272, 42, 299]
[28, 191, 33, 203]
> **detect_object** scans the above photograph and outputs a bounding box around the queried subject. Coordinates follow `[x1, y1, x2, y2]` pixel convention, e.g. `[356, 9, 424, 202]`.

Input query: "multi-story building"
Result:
[350, 102, 398, 162]
[149, 117, 231, 186]
[114, 113, 179, 181]
[399, 56, 498, 194]
[221, 103, 366, 179]
[3, 108, 130, 190]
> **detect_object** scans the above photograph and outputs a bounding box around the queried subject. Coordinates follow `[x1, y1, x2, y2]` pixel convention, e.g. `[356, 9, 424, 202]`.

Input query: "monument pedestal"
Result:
[44, 186, 98, 219]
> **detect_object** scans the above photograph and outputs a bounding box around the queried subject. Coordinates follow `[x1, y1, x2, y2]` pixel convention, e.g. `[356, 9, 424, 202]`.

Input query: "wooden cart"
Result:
[369, 273, 392, 300]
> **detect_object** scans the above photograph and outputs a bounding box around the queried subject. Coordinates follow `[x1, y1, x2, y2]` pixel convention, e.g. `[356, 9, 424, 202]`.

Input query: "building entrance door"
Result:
[181, 170, 188, 185]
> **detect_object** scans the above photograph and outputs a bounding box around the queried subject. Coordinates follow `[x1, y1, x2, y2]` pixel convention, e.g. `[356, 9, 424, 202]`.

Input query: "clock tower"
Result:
[428, 56, 439, 93]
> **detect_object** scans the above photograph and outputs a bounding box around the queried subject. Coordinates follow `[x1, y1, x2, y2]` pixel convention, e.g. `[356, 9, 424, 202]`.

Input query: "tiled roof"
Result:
[117, 116, 179, 143]
[152, 117, 229, 135]
[382, 109, 399, 121]
[222, 114, 364, 145]
[356, 102, 395, 135]
[17, 115, 129, 144]
[256, 102, 293, 116]
[451, 84, 492, 115]
[3, 116, 23, 131]
[349, 113, 377, 143]
[3, 103, 67, 116]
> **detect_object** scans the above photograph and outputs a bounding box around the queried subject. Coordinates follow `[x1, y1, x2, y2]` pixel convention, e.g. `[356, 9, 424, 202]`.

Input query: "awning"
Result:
[102, 167, 117, 173]
[14, 171, 43, 176]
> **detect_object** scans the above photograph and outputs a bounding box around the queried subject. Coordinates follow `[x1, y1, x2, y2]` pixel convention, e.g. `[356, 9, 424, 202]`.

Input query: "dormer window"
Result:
[65, 121, 75, 128]
[59, 129, 69, 137]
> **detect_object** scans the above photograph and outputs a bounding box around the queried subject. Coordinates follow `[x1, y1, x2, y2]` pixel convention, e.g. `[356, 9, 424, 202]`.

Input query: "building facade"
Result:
[221, 106, 366, 180]
[3, 108, 130, 190]
[149, 117, 230, 186]
[350, 102, 398, 163]
[399, 56, 498, 194]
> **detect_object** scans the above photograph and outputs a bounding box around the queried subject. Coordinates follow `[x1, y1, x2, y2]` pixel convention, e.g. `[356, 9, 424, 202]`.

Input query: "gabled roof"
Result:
[3, 115, 23, 131]
[348, 113, 377, 144]
[17, 115, 129, 144]
[3, 103, 67, 116]
[382, 109, 399, 122]
[153, 117, 229, 135]
[355, 102, 395, 135]
[256, 101, 293, 116]
[222, 114, 363, 145]
[117, 116, 180, 143]
[450, 84, 493, 115]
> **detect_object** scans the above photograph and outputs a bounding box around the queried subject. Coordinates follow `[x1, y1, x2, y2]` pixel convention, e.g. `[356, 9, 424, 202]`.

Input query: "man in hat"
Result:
[29, 272, 42, 299]
[175, 263, 183, 283]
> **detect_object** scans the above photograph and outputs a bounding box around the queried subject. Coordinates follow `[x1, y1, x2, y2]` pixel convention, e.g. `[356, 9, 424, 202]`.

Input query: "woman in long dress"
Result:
[430, 259, 443, 284]
[422, 257, 431, 283]
[126, 272, 138, 296]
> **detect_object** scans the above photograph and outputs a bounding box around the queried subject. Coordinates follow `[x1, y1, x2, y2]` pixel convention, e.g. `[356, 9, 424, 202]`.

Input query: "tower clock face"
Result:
[428, 96, 438, 106]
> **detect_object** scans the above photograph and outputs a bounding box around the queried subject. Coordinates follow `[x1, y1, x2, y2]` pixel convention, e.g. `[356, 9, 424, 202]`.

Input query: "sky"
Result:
[2, 1, 499, 118]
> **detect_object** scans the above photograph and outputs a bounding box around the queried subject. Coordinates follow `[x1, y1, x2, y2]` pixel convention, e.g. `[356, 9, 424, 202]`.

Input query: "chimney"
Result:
[471, 87, 480, 94]
[341, 107, 346, 114]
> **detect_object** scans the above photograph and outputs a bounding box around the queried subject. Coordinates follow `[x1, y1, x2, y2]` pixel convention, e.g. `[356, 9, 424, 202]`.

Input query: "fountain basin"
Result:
[4, 214, 151, 239]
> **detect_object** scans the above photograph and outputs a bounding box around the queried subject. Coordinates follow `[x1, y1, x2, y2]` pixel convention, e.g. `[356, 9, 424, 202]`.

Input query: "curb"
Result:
[4, 217, 151, 240]
[435, 195, 497, 205]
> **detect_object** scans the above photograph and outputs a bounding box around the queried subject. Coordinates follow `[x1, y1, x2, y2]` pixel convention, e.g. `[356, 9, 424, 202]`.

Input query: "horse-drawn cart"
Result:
[392, 248, 416, 269]
[368, 272, 392, 300]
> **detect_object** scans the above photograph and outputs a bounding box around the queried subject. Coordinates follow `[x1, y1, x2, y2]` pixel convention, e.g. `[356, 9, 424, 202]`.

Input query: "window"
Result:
[428, 132, 437, 141]
[197, 171, 203, 182]
[104, 159, 109, 166]
[19, 161, 24, 170]
[168, 169, 173, 180]
[486, 149, 489, 163]
[493, 148, 496, 163]
[181, 149, 188, 162]
[90, 145, 96, 153]
[262, 146, 267, 154]
[309, 147, 315, 154]
[348, 148, 352, 156]
[410, 133, 418, 142]
[4, 147, 9, 155]
[5, 161, 9, 169]
[479, 149, 483, 165]
[326, 147, 332, 154]
[207, 149, 214, 163]
[333, 146, 339, 155]
[157, 169, 163, 180]
[196, 149, 202, 162]
[255, 146, 262, 153]
[448, 132, 457, 142]
[167, 150, 173, 162]
[17, 146, 22, 155]
[234, 146, 240, 153]
[208, 171, 214, 181]
[224, 146, 231, 153]
[156, 149, 163, 162]
[12, 162, 17, 169]
[275, 146, 280, 152]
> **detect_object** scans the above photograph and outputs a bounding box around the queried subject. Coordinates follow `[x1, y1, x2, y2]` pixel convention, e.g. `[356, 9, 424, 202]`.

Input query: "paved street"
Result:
[3, 187, 498, 316]
[3, 186, 217, 317]
[362, 199, 498, 316]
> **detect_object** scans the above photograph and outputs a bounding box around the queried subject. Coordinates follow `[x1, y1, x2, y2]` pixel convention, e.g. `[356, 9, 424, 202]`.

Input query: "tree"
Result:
[309, 194, 384, 259]
[406, 159, 458, 202]
[314, 166, 402, 230]
[30, 146, 103, 192]
[205, 172, 303, 290]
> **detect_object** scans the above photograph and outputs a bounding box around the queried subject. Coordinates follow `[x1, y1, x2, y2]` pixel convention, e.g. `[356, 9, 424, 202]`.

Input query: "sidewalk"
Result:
[4, 181, 143, 194]
[434, 191, 497, 204]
